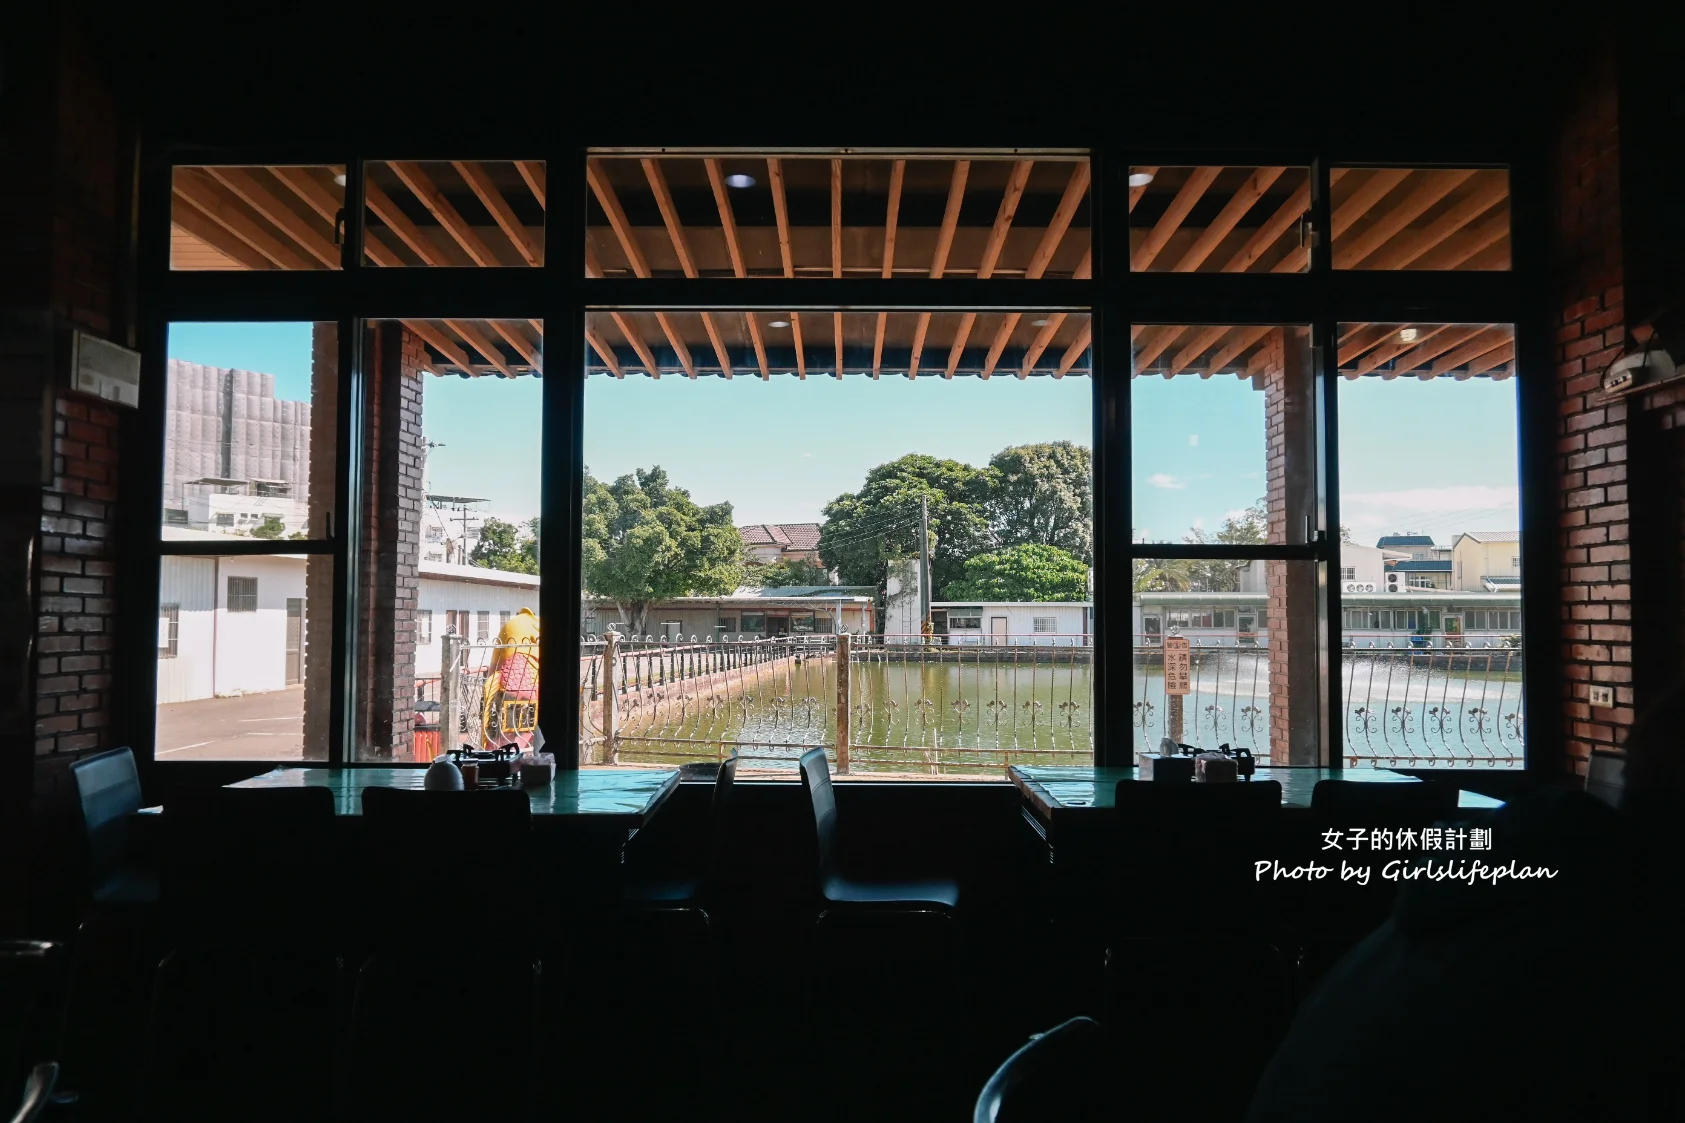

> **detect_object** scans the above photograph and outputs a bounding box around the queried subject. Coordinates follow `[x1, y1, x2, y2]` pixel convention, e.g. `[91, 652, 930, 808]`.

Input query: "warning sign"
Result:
[1163, 635, 1192, 696]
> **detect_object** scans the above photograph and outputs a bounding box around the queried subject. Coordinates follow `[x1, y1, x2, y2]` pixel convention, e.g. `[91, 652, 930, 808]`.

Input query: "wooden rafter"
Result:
[948, 159, 1033, 377]
[270, 167, 402, 267]
[365, 180, 449, 265]
[1204, 326, 1273, 375]
[1056, 322, 1092, 377]
[202, 167, 338, 267]
[1128, 166, 1158, 212]
[1171, 166, 1285, 272]
[1461, 240, 1511, 271]
[405, 320, 480, 375]
[448, 320, 516, 377]
[1380, 325, 1486, 377]
[1430, 327, 1511, 374]
[610, 312, 662, 378]
[1168, 325, 1231, 376]
[1336, 324, 1397, 370]
[1333, 169, 1475, 269]
[643, 160, 731, 377]
[487, 321, 540, 370]
[982, 160, 1091, 378]
[873, 159, 905, 379]
[389, 162, 502, 266]
[1351, 325, 1451, 376]
[173, 173, 312, 270]
[832, 159, 844, 378]
[704, 159, 769, 380]
[765, 158, 805, 378]
[908, 159, 970, 379]
[1416, 213, 1510, 270]
[1133, 325, 1188, 372]
[585, 158, 694, 376]
[1467, 341, 1515, 376]
[1014, 252, 1093, 378]
[171, 211, 271, 270]
[454, 161, 542, 266]
[1221, 182, 1309, 273]
[1331, 168, 1411, 240]
[585, 327, 623, 378]
[515, 161, 546, 207]
[1132, 166, 1219, 271]
[1360, 177, 1508, 270]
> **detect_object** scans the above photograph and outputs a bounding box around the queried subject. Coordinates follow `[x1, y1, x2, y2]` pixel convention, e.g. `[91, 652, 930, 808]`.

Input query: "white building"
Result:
[931, 601, 1093, 644]
[414, 560, 542, 677]
[1451, 530, 1522, 591]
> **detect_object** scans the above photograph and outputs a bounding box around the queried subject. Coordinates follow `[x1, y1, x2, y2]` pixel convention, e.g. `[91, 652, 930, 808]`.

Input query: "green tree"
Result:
[471, 517, 539, 575]
[580, 466, 742, 634]
[250, 515, 287, 540]
[945, 544, 1088, 602]
[818, 454, 994, 596]
[744, 557, 832, 588]
[1182, 499, 1266, 591]
[986, 442, 1092, 563]
[520, 517, 540, 572]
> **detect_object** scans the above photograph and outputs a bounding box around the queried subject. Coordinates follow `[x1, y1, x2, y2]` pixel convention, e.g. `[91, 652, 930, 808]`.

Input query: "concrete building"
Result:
[163, 360, 313, 535]
[1452, 530, 1523, 591]
[931, 601, 1092, 644]
[581, 587, 875, 640]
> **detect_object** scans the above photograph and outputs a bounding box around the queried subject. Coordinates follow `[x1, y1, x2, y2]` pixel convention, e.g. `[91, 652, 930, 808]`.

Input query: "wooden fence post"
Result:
[601, 629, 619, 765]
[835, 632, 851, 774]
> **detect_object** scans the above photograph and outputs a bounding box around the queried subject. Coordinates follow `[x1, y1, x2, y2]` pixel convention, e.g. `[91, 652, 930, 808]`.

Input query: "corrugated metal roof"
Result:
[1455, 530, 1521, 543]
[1376, 535, 1435, 547]
[1389, 559, 1452, 571]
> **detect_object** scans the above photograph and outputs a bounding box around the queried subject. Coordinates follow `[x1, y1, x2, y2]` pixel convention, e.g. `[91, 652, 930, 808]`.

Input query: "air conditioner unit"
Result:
[1343, 581, 1375, 594]
[1385, 572, 1405, 593]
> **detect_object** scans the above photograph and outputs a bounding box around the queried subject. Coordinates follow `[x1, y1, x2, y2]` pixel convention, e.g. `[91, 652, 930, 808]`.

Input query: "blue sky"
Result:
[169, 323, 1522, 545]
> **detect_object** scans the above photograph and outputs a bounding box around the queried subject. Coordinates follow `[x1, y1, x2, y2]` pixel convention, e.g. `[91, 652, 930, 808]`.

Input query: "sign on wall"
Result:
[1163, 635, 1191, 696]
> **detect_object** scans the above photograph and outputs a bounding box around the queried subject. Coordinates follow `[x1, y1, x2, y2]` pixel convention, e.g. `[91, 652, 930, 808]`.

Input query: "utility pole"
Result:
[919, 494, 931, 631]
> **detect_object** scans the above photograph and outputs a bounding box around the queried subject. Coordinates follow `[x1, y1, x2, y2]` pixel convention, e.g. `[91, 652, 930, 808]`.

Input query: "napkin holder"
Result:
[1139, 738, 1198, 783]
[1193, 752, 1237, 782]
[519, 751, 555, 788]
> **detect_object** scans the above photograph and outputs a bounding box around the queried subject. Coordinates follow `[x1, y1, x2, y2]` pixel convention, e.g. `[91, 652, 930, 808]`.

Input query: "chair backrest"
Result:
[7, 1061, 58, 1123]
[707, 752, 739, 885]
[1310, 777, 1458, 824]
[163, 785, 338, 941]
[1586, 749, 1625, 808]
[1, 943, 63, 1101]
[70, 748, 141, 894]
[972, 1017, 1107, 1123]
[359, 787, 534, 947]
[797, 749, 839, 884]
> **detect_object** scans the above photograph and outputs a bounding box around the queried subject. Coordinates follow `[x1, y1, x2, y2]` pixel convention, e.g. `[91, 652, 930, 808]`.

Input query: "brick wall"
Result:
[1550, 41, 1635, 775]
[1262, 327, 1319, 764]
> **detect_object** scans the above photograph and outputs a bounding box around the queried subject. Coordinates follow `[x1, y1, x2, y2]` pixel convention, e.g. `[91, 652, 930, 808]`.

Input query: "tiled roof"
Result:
[738, 523, 822, 549]
[1456, 530, 1520, 543]
[1376, 535, 1435, 547]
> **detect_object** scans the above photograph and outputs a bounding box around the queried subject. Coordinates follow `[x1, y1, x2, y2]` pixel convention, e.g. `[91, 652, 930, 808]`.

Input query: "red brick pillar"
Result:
[1263, 327, 1320, 765]
[1550, 42, 1634, 775]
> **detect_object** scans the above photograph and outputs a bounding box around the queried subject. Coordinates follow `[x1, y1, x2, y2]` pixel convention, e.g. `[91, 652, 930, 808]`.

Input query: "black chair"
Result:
[1586, 748, 1625, 807]
[69, 748, 155, 907]
[798, 747, 959, 919]
[140, 785, 340, 1122]
[0, 943, 67, 1108]
[623, 750, 739, 926]
[1309, 777, 1458, 824]
[346, 787, 539, 1123]
[7, 1062, 58, 1123]
[972, 1017, 1108, 1123]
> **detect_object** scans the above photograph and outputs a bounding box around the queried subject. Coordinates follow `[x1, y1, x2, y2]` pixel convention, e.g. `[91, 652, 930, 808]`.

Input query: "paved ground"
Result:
[155, 686, 311, 761]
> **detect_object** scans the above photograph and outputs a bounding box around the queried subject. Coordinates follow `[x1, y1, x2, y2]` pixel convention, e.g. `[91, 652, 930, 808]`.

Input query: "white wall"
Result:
[156, 553, 306, 703]
[935, 602, 1091, 645]
[1338, 542, 1388, 590]
[415, 563, 542, 677]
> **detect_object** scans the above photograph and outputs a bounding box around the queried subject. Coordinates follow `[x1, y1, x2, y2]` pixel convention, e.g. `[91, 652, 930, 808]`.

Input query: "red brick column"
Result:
[1263, 327, 1320, 764]
[1550, 42, 1634, 775]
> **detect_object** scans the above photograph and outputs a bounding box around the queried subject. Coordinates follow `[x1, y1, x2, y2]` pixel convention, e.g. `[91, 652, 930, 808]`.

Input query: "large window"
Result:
[146, 147, 1527, 774]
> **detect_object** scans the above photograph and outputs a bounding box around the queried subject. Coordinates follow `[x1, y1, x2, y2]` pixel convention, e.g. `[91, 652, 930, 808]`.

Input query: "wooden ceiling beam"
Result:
[833, 160, 845, 378]
[1336, 324, 1397, 369]
[586, 327, 624, 378]
[948, 160, 1034, 377]
[1460, 240, 1511, 271]
[1204, 326, 1273, 376]
[1467, 341, 1515, 376]
[1381, 325, 1487, 376]
[1359, 177, 1508, 270]
[1333, 169, 1476, 269]
[173, 173, 312, 270]
[981, 161, 1091, 377]
[1330, 168, 1411, 240]
[1167, 325, 1231, 376]
[1221, 181, 1310, 273]
[908, 160, 970, 379]
[874, 159, 905, 380]
[170, 213, 272, 270]
[1128, 166, 1158, 212]
[389, 162, 502, 267]
[1056, 322, 1092, 378]
[1411, 211, 1510, 270]
[1132, 166, 1220, 271]
[455, 160, 542, 266]
[705, 159, 769, 380]
[269, 167, 402, 266]
[365, 179, 450, 265]
[765, 159, 805, 377]
[515, 161, 546, 207]
[448, 320, 517, 377]
[203, 167, 338, 268]
[585, 159, 694, 376]
[1172, 166, 1285, 272]
[643, 159, 730, 377]
[610, 312, 662, 378]
[404, 320, 480, 375]
[1352, 324, 1451, 376]
[1133, 325, 1188, 373]
[487, 320, 541, 369]
[1431, 327, 1512, 374]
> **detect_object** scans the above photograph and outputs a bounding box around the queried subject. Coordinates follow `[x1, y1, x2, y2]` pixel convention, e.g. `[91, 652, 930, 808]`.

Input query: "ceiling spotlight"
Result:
[333, 173, 348, 186]
[1398, 327, 1418, 342]
[725, 173, 756, 188]
[768, 320, 791, 328]
[1127, 171, 1154, 187]
[1030, 318, 1051, 327]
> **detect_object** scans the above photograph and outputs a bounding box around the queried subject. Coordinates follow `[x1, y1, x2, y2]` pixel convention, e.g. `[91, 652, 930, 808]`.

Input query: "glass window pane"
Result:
[585, 152, 1090, 280]
[1338, 322, 1523, 768]
[1127, 166, 1311, 273]
[1132, 559, 1319, 764]
[582, 308, 1093, 776]
[1131, 325, 1315, 545]
[164, 323, 335, 540]
[171, 166, 345, 271]
[363, 161, 545, 267]
[156, 553, 330, 761]
[359, 319, 543, 763]
[1331, 168, 1510, 270]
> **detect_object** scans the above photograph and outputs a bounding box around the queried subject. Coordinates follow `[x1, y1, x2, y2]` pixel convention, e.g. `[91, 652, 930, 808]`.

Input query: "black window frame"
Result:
[122, 137, 1552, 779]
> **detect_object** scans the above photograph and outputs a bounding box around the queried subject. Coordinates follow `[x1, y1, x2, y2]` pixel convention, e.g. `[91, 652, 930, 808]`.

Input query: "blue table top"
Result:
[1008, 765, 1503, 821]
[222, 766, 681, 822]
